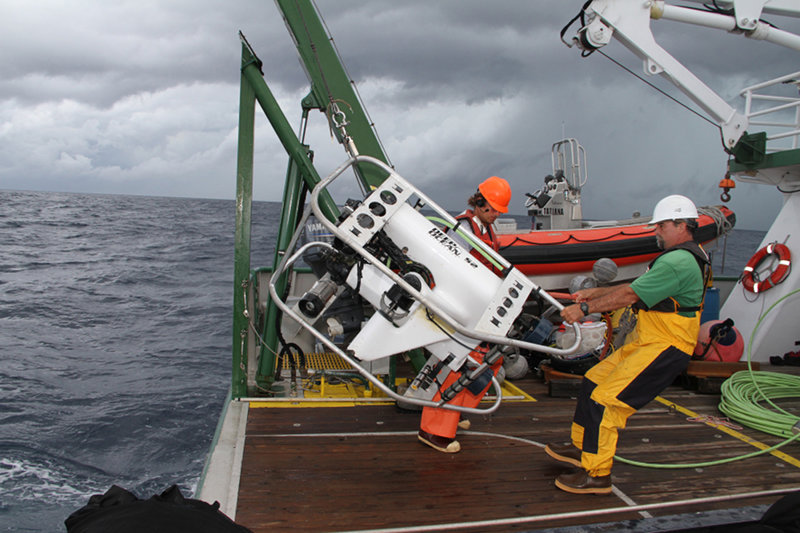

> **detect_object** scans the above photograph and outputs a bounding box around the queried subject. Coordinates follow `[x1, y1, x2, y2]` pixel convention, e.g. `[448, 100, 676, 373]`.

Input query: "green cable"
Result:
[719, 372, 800, 437]
[615, 287, 800, 469]
[615, 432, 800, 469]
[718, 287, 800, 438]
[426, 216, 505, 271]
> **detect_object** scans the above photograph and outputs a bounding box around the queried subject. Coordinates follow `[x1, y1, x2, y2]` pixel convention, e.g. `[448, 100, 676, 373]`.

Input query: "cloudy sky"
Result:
[2, 1, 798, 230]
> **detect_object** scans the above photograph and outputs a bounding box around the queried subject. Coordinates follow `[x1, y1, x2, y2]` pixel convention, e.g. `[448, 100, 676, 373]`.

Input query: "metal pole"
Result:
[231, 42, 256, 399]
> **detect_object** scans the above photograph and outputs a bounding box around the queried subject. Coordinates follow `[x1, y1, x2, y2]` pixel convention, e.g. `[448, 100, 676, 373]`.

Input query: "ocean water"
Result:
[0, 190, 278, 532]
[0, 190, 764, 532]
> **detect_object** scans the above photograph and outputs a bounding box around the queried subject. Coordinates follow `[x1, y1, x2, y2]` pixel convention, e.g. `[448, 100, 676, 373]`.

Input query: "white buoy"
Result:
[593, 257, 618, 283]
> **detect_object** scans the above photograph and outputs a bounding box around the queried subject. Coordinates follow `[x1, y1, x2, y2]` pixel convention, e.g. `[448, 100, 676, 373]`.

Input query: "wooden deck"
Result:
[233, 370, 800, 532]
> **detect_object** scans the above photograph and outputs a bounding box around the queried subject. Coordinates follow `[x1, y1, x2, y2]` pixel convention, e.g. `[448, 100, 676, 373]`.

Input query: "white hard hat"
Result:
[650, 194, 698, 224]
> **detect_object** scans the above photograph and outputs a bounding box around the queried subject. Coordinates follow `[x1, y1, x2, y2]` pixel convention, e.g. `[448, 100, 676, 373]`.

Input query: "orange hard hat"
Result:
[478, 176, 511, 213]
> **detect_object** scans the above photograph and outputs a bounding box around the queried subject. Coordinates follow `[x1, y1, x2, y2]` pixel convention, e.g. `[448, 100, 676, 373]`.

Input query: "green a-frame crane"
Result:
[231, 1, 399, 397]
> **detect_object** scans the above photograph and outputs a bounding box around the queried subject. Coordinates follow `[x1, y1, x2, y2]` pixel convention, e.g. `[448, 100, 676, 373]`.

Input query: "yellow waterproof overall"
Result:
[569, 308, 700, 477]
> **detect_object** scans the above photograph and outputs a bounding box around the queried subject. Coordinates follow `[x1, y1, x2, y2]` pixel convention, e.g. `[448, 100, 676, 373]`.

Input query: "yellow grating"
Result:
[251, 376, 536, 408]
[280, 351, 354, 371]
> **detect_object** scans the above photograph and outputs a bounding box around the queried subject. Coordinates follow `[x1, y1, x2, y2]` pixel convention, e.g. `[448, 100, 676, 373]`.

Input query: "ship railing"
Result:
[741, 70, 800, 151]
[551, 138, 588, 190]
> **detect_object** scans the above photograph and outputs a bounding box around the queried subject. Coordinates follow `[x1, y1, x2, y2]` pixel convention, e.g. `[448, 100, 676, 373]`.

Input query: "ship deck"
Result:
[227, 366, 800, 533]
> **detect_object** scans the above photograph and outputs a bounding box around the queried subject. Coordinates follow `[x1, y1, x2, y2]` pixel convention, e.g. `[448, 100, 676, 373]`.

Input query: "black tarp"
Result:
[65, 485, 253, 533]
[671, 491, 800, 533]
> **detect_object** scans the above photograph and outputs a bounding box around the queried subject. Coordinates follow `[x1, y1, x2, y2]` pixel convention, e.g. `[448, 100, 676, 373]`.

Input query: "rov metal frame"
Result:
[267, 155, 583, 414]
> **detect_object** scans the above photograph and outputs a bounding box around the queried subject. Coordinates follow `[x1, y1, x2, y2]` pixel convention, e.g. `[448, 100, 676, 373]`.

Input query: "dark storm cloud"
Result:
[1, 0, 797, 229]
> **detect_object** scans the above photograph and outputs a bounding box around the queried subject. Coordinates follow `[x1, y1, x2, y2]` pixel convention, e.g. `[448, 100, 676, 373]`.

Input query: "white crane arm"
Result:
[652, 2, 800, 50]
[565, 0, 800, 154]
[677, 0, 800, 26]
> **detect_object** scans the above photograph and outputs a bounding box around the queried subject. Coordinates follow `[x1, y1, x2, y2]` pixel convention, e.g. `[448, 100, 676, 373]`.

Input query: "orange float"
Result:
[741, 243, 791, 293]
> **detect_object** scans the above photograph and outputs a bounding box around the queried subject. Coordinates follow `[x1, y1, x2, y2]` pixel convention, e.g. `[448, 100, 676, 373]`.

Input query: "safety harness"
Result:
[453, 210, 500, 252]
[633, 240, 711, 315]
[449, 210, 503, 275]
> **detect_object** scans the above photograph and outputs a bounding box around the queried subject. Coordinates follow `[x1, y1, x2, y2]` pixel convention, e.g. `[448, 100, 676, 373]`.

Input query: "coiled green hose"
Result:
[719, 371, 800, 438]
[718, 287, 800, 438]
[616, 287, 800, 469]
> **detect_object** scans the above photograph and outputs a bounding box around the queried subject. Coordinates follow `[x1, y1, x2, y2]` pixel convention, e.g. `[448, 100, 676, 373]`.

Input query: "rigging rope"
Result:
[697, 206, 734, 238]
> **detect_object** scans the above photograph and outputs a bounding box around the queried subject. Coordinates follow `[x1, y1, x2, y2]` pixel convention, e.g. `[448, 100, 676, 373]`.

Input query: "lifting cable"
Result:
[311, 0, 393, 169]
[615, 287, 800, 469]
[597, 50, 718, 131]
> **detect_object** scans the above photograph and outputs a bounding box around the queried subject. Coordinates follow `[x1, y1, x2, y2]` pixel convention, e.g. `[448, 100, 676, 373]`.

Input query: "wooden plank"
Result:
[234, 375, 800, 532]
[687, 360, 760, 378]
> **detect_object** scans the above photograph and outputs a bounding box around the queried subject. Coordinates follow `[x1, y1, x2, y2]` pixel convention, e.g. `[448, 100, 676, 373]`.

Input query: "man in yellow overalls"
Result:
[546, 194, 710, 494]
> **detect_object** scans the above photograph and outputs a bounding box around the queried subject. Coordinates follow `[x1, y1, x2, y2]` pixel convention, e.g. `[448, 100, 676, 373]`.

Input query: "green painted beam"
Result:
[231, 44, 256, 399]
[275, 0, 390, 189]
[257, 153, 307, 384]
[728, 131, 767, 166]
[729, 146, 800, 173]
[236, 37, 343, 387]
[239, 43, 338, 220]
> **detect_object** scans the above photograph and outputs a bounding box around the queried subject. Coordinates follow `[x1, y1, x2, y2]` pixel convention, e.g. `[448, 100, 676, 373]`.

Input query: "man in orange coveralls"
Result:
[417, 176, 512, 453]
